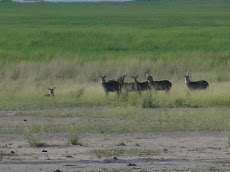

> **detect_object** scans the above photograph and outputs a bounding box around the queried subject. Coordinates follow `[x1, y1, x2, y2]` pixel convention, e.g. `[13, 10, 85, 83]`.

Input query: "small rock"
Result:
[113, 157, 118, 160]
[163, 148, 168, 152]
[53, 170, 63, 172]
[63, 165, 75, 167]
[10, 151, 15, 154]
[42, 150, 47, 153]
[118, 142, 126, 146]
[127, 163, 137, 166]
[66, 155, 73, 158]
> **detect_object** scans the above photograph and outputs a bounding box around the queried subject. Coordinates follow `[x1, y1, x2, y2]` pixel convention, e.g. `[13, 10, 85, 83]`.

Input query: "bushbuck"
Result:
[184, 74, 209, 90]
[146, 74, 172, 91]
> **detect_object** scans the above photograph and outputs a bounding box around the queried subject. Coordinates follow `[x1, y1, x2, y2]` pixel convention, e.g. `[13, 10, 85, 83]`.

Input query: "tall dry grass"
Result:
[0, 59, 229, 109]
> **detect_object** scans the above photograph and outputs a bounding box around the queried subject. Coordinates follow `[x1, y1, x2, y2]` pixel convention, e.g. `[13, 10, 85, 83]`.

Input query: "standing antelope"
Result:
[146, 74, 172, 91]
[100, 76, 121, 97]
[184, 74, 209, 90]
[45, 87, 55, 96]
[131, 75, 150, 93]
[117, 75, 135, 92]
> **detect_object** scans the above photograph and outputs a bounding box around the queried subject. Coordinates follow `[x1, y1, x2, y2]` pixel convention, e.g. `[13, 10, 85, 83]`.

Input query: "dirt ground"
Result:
[1, 131, 230, 172]
[1, 107, 230, 172]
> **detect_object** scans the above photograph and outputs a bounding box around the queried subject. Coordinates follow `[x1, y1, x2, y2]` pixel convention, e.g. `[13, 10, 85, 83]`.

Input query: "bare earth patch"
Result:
[1, 131, 230, 171]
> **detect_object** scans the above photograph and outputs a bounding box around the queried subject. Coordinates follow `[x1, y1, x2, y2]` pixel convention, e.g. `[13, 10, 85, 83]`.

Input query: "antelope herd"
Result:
[44, 74, 209, 97]
[100, 74, 209, 97]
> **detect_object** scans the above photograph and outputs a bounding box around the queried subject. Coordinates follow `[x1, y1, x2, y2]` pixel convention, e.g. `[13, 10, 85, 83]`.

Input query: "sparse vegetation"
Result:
[1, 107, 230, 135]
[173, 98, 191, 108]
[24, 126, 47, 148]
[141, 92, 157, 108]
[90, 148, 159, 157]
[208, 166, 218, 171]
[67, 122, 82, 146]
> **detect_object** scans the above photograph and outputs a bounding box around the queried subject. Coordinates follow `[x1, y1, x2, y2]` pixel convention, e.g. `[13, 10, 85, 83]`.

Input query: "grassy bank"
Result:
[0, 76, 230, 110]
[0, 1, 229, 108]
[0, 59, 229, 109]
[1, 107, 230, 134]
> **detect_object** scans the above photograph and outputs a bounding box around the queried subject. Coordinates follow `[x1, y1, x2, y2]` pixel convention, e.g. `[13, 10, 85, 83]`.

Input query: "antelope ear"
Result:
[123, 75, 126, 78]
[146, 74, 149, 77]
[53, 87, 56, 90]
[188, 74, 191, 77]
[136, 75, 139, 78]
[48, 87, 50, 90]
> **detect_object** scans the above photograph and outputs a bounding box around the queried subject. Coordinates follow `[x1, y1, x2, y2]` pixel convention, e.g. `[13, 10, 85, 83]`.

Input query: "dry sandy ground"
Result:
[1, 131, 230, 172]
[1, 107, 230, 171]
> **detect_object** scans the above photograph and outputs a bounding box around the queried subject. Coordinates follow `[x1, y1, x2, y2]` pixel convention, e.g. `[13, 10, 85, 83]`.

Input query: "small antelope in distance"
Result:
[146, 74, 172, 91]
[184, 74, 209, 90]
[100, 75, 121, 97]
[131, 75, 150, 92]
[45, 87, 55, 96]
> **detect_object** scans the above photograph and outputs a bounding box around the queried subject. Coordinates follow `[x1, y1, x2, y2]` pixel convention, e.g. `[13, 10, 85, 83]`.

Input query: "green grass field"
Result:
[0, 0, 230, 63]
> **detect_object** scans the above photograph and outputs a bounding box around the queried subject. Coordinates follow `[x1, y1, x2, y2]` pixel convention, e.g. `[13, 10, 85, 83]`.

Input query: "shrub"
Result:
[24, 126, 47, 148]
[67, 123, 82, 146]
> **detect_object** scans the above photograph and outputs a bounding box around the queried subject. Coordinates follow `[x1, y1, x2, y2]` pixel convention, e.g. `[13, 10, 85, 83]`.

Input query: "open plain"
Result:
[1, 107, 230, 172]
[1, 0, 230, 171]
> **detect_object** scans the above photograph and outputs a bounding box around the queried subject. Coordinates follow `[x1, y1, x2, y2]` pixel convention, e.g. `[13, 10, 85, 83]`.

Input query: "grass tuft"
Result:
[24, 126, 47, 148]
[142, 92, 158, 108]
[67, 122, 82, 146]
[173, 98, 191, 108]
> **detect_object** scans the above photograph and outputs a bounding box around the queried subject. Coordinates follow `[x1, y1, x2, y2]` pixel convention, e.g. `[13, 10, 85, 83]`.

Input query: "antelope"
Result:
[184, 74, 209, 90]
[131, 75, 150, 93]
[100, 75, 121, 97]
[45, 87, 55, 96]
[117, 75, 135, 92]
[146, 74, 172, 91]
